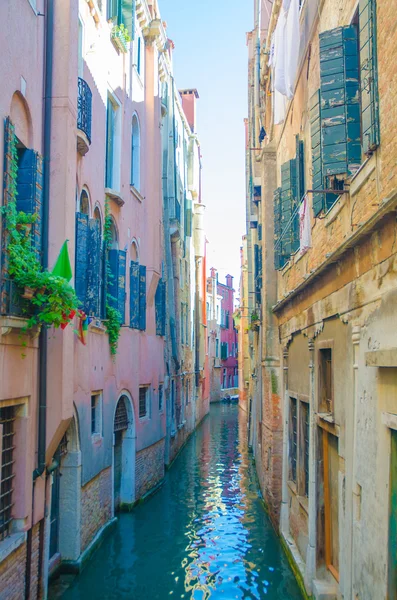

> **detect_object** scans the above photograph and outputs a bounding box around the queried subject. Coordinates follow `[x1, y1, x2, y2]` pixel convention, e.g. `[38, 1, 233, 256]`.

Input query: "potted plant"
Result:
[111, 23, 131, 53]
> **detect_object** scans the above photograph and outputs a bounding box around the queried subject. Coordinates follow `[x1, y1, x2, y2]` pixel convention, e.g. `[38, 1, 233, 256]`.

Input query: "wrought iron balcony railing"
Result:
[77, 77, 92, 146]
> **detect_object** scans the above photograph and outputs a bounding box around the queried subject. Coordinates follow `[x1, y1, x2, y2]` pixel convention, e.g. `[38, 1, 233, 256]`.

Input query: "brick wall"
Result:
[135, 439, 165, 500]
[29, 522, 41, 599]
[0, 538, 27, 600]
[81, 467, 112, 552]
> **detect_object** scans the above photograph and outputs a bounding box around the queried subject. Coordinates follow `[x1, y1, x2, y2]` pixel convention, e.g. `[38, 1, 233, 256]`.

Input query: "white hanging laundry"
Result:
[274, 7, 287, 97]
[299, 195, 311, 254]
[284, 0, 300, 99]
[274, 87, 287, 125]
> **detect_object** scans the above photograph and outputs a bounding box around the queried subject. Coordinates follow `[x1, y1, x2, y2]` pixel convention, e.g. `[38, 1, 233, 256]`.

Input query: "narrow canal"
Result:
[51, 405, 302, 599]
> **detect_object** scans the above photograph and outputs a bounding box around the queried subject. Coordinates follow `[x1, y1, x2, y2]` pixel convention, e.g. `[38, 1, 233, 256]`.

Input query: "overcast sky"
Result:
[159, 0, 253, 290]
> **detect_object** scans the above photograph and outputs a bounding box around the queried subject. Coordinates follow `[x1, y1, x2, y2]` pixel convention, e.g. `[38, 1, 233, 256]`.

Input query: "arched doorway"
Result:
[113, 394, 135, 512]
[49, 413, 82, 564]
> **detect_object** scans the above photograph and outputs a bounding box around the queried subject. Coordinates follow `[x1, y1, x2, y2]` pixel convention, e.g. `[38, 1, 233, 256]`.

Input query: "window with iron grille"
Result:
[319, 348, 333, 414]
[289, 397, 297, 483]
[114, 397, 129, 432]
[91, 393, 102, 436]
[0, 406, 16, 541]
[158, 385, 164, 412]
[139, 387, 149, 419]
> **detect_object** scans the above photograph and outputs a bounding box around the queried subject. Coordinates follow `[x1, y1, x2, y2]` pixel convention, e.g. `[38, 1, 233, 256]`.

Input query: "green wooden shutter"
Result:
[296, 135, 305, 202]
[359, 0, 379, 155]
[273, 187, 282, 269]
[185, 198, 192, 237]
[281, 159, 299, 256]
[75, 213, 89, 306]
[86, 218, 101, 316]
[310, 91, 339, 216]
[1, 119, 15, 313]
[121, 0, 135, 39]
[129, 260, 140, 329]
[105, 98, 115, 189]
[139, 264, 146, 331]
[118, 250, 126, 325]
[310, 91, 325, 216]
[320, 26, 361, 178]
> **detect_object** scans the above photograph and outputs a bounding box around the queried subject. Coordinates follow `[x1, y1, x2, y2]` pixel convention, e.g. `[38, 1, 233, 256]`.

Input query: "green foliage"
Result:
[104, 197, 121, 355]
[2, 125, 79, 330]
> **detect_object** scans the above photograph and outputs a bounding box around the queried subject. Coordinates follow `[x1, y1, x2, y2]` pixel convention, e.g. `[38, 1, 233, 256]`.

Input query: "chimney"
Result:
[179, 89, 199, 133]
[226, 274, 233, 288]
[210, 267, 217, 279]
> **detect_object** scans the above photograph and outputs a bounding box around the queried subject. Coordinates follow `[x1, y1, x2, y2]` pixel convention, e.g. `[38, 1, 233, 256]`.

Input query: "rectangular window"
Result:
[139, 386, 149, 418]
[319, 348, 333, 414]
[137, 37, 142, 75]
[158, 384, 164, 412]
[91, 393, 102, 436]
[186, 379, 190, 405]
[289, 397, 298, 483]
[0, 406, 16, 541]
[216, 338, 219, 358]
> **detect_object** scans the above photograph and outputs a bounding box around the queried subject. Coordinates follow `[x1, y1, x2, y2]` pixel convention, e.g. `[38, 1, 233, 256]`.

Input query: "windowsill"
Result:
[318, 412, 335, 424]
[105, 188, 124, 207]
[349, 154, 376, 197]
[324, 194, 345, 228]
[0, 316, 40, 339]
[298, 494, 309, 515]
[91, 433, 103, 445]
[139, 415, 150, 422]
[287, 480, 297, 495]
[130, 185, 144, 203]
[0, 532, 26, 563]
[133, 66, 143, 87]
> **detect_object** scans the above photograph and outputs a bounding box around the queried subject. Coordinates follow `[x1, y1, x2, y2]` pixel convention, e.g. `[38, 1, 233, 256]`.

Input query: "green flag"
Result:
[52, 241, 73, 282]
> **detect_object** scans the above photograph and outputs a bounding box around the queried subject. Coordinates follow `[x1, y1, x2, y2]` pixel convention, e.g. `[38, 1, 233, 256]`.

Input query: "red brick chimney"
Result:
[179, 89, 199, 133]
[226, 274, 233, 288]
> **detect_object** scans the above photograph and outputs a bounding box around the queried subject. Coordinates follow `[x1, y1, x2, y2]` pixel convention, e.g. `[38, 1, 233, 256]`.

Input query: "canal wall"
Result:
[81, 467, 112, 553]
[135, 439, 165, 500]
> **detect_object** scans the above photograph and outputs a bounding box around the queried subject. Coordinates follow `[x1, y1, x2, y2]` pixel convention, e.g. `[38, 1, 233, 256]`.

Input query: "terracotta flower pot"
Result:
[22, 286, 35, 300]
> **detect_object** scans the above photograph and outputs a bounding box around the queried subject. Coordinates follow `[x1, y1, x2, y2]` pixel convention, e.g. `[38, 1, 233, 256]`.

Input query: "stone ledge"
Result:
[0, 532, 26, 564]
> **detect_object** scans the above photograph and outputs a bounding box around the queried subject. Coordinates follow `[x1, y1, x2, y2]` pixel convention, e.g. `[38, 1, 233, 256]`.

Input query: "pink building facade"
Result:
[218, 275, 238, 390]
[0, 0, 208, 597]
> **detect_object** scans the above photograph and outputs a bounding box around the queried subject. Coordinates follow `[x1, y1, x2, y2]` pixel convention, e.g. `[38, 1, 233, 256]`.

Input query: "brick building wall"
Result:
[135, 439, 165, 500]
[29, 522, 42, 599]
[80, 467, 112, 553]
[0, 539, 27, 600]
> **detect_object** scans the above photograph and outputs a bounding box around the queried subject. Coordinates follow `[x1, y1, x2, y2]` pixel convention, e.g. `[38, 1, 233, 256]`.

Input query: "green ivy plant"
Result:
[104, 198, 121, 355]
[1, 125, 79, 330]
[112, 23, 131, 43]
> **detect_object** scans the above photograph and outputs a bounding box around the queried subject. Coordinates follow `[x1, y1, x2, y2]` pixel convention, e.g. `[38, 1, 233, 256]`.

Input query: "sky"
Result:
[159, 0, 253, 290]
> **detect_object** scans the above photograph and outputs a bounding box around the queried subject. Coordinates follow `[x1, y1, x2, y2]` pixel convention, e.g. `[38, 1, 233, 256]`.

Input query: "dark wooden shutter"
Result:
[185, 199, 192, 237]
[320, 26, 361, 178]
[107, 248, 119, 311]
[118, 249, 126, 325]
[2, 119, 15, 284]
[16, 149, 43, 260]
[86, 218, 101, 316]
[359, 0, 379, 155]
[129, 260, 140, 329]
[139, 264, 146, 331]
[155, 279, 166, 336]
[75, 213, 89, 306]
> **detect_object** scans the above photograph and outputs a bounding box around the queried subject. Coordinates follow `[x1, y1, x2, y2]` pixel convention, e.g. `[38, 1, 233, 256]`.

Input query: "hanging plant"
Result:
[1, 125, 79, 330]
[104, 197, 121, 355]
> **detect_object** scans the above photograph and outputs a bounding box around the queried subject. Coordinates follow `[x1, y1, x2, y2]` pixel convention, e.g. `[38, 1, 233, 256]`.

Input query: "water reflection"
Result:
[51, 405, 302, 600]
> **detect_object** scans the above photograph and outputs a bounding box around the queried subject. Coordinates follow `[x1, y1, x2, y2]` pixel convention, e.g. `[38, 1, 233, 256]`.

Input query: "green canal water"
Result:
[51, 404, 302, 599]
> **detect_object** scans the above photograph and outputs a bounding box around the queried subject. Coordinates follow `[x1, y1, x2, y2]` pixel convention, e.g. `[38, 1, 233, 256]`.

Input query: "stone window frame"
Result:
[139, 385, 150, 421]
[317, 339, 335, 419]
[287, 391, 310, 508]
[158, 384, 164, 413]
[90, 391, 103, 442]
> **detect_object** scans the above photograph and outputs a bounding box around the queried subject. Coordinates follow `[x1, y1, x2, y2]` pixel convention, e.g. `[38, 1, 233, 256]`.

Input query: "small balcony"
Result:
[77, 77, 92, 156]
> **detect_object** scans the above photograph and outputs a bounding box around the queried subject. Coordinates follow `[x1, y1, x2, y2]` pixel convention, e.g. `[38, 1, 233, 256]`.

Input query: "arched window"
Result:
[80, 189, 90, 215]
[131, 115, 140, 191]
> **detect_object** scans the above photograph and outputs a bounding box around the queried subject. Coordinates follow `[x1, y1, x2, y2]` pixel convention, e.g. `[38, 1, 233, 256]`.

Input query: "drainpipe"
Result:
[34, 0, 53, 481]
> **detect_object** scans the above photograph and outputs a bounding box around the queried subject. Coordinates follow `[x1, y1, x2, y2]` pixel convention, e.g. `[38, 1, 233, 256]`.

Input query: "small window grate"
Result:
[114, 398, 129, 432]
[139, 388, 148, 419]
[0, 406, 16, 541]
